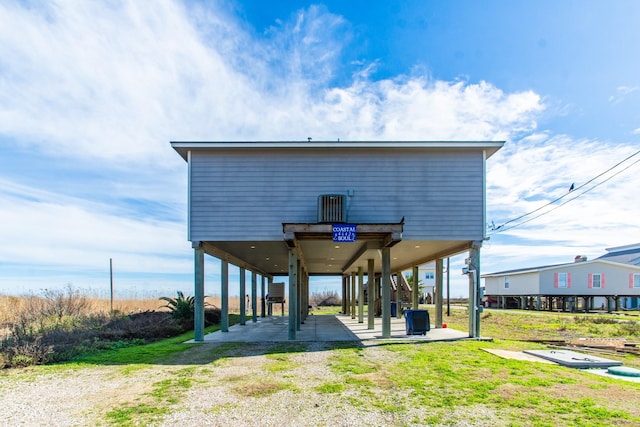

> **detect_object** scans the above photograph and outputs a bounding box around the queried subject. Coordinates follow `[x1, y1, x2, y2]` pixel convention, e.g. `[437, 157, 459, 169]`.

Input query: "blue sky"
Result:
[0, 0, 639, 299]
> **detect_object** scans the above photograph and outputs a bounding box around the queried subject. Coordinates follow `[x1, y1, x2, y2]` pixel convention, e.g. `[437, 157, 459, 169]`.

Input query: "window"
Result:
[592, 273, 602, 289]
[634, 274, 640, 288]
[425, 272, 435, 280]
[504, 277, 510, 289]
[558, 272, 568, 288]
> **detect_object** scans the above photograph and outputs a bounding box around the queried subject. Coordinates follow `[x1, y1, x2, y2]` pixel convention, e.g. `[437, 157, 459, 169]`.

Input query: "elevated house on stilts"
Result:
[171, 140, 503, 341]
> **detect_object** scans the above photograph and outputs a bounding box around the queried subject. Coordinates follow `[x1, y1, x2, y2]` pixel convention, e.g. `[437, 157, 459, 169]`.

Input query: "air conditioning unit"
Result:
[317, 194, 347, 223]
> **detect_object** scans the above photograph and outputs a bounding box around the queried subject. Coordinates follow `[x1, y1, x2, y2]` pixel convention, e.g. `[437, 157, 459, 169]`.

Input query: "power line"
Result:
[489, 148, 640, 234]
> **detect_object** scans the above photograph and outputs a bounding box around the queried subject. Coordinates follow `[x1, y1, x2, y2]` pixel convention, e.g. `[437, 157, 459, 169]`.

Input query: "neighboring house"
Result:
[483, 244, 640, 312]
[415, 264, 436, 303]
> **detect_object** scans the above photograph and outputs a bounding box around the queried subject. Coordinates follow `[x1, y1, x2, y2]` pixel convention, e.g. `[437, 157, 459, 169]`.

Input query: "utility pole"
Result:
[109, 258, 114, 314]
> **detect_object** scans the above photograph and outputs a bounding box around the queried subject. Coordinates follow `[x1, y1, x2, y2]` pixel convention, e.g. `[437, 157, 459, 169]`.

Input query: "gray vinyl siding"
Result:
[189, 148, 485, 241]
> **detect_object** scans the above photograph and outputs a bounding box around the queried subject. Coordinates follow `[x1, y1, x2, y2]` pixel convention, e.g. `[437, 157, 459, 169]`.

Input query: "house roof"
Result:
[596, 244, 640, 266]
[482, 263, 569, 277]
[170, 140, 505, 161]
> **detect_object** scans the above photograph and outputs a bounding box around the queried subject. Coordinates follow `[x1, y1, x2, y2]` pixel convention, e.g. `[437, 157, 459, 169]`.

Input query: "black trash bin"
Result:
[405, 309, 430, 335]
[390, 302, 397, 317]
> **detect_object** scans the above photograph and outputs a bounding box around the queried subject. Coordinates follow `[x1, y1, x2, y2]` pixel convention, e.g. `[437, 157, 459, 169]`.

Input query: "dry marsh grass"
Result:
[0, 294, 251, 324]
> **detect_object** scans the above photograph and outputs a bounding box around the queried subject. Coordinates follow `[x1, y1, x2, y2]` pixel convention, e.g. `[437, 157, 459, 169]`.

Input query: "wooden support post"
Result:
[367, 258, 375, 330]
[376, 274, 380, 307]
[351, 272, 356, 319]
[343, 276, 349, 315]
[412, 265, 419, 309]
[297, 262, 302, 331]
[435, 258, 443, 329]
[239, 267, 246, 325]
[358, 266, 364, 323]
[288, 248, 298, 340]
[446, 257, 451, 316]
[193, 245, 205, 342]
[221, 259, 229, 332]
[267, 278, 273, 316]
[395, 273, 402, 319]
[261, 276, 266, 318]
[251, 272, 257, 323]
[303, 270, 309, 321]
[381, 247, 391, 338]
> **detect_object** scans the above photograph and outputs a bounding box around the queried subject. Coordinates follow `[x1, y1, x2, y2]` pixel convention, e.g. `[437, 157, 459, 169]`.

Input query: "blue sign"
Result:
[333, 224, 357, 242]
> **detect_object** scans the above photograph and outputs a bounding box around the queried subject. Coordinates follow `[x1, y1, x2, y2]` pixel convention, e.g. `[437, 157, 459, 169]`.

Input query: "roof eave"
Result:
[170, 140, 506, 162]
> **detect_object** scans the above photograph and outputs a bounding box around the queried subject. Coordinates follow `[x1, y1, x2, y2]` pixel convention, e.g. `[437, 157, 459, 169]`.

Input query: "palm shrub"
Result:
[160, 292, 195, 324]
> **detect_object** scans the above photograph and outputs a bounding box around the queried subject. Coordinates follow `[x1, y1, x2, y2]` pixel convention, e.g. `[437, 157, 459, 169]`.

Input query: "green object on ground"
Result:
[608, 366, 640, 377]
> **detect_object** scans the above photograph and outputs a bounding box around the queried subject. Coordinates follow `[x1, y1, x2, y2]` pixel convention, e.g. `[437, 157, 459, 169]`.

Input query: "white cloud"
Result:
[0, 178, 190, 273]
[608, 85, 640, 105]
[0, 1, 544, 164]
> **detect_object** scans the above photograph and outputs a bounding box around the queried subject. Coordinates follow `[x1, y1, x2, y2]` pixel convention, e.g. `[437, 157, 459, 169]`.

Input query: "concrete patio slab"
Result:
[187, 314, 470, 344]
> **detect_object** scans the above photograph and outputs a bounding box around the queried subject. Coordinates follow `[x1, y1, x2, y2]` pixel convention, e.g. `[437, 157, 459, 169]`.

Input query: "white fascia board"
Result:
[170, 140, 505, 161]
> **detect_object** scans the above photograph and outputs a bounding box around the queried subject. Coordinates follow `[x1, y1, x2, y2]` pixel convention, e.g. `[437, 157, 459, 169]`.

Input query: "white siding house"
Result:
[483, 244, 640, 311]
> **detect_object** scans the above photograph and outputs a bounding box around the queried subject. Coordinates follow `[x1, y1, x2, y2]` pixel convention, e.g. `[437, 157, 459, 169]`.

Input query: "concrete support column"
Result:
[288, 248, 298, 340]
[468, 242, 481, 338]
[367, 258, 375, 329]
[435, 258, 444, 329]
[193, 244, 205, 342]
[261, 276, 266, 318]
[358, 266, 364, 323]
[412, 265, 419, 309]
[239, 267, 246, 325]
[381, 247, 391, 338]
[221, 259, 229, 332]
[536, 295, 541, 311]
[251, 272, 258, 323]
